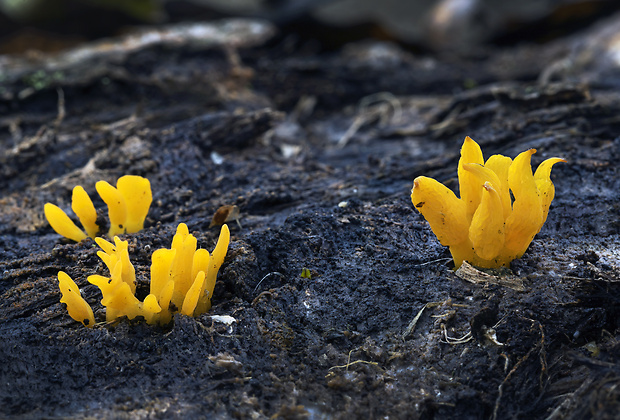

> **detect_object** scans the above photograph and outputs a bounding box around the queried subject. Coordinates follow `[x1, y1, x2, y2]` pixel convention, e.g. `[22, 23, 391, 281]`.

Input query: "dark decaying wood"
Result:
[0, 16, 619, 419]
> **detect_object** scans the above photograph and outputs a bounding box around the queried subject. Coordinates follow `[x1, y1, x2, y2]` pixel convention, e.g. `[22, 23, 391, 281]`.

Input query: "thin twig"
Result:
[492, 319, 545, 420]
[54, 88, 65, 128]
[253, 272, 285, 295]
[441, 324, 473, 345]
[337, 91, 403, 148]
[328, 348, 379, 372]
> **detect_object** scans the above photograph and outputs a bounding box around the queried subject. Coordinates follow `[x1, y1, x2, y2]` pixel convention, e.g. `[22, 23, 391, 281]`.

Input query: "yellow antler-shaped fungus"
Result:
[44, 203, 89, 242]
[411, 136, 565, 268]
[71, 186, 99, 238]
[94, 236, 136, 294]
[55, 223, 230, 327]
[155, 223, 231, 324]
[44, 175, 152, 241]
[117, 175, 152, 234]
[58, 271, 95, 328]
[95, 180, 128, 237]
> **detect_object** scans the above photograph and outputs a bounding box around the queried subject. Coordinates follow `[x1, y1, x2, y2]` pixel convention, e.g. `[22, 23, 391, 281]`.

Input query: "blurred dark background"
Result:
[0, 0, 619, 55]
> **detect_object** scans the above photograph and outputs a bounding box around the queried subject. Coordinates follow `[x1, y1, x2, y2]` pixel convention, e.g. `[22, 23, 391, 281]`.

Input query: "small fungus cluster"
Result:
[411, 136, 565, 268]
[44, 175, 152, 241]
[58, 223, 230, 327]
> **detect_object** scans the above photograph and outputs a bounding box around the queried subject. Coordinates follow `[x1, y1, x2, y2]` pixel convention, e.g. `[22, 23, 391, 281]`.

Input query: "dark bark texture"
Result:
[1, 14, 619, 420]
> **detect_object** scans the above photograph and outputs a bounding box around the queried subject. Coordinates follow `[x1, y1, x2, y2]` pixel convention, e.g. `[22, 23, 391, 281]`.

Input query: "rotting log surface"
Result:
[0, 17, 619, 419]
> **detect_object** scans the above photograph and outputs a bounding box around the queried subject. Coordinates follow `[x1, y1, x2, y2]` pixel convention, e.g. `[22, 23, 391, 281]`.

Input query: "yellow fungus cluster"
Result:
[411, 136, 565, 268]
[57, 223, 230, 327]
[44, 175, 152, 242]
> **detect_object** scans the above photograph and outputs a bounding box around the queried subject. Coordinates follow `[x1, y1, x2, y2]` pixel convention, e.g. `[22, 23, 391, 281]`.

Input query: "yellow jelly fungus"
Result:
[71, 186, 99, 238]
[94, 236, 136, 294]
[117, 175, 152, 234]
[44, 175, 152, 241]
[181, 271, 205, 317]
[96, 180, 127, 237]
[57, 271, 95, 328]
[56, 223, 230, 327]
[411, 136, 565, 268]
[44, 203, 88, 242]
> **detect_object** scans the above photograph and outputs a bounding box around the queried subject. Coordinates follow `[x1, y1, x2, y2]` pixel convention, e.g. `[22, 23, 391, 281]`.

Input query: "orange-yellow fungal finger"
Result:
[171, 222, 189, 249]
[101, 281, 142, 319]
[58, 271, 95, 328]
[71, 186, 99, 238]
[534, 157, 566, 180]
[86, 273, 116, 323]
[197, 224, 230, 314]
[485, 154, 512, 181]
[96, 180, 127, 237]
[96, 250, 117, 275]
[142, 294, 162, 324]
[157, 279, 175, 325]
[534, 157, 566, 224]
[411, 177, 469, 246]
[469, 182, 505, 261]
[484, 154, 513, 211]
[458, 136, 485, 220]
[182, 271, 205, 316]
[504, 201, 543, 258]
[113, 237, 136, 293]
[447, 240, 475, 269]
[205, 224, 230, 297]
[462, 163, 511, 218]
[88, 274, 114, 295]
[192, 249, 210, 282]
[508, 149, 538, 200]
[150, 248, 176, 298]
[94, 238, 122, 272]
[95, 261, 137, 320]
[170, 227, 198, 308]
[505, 149, 543, 256]
[94, 236, 116, 255]
[143, 294, 161, 313]
[44, 203, 88, 242]
[116, 175, 152, 233]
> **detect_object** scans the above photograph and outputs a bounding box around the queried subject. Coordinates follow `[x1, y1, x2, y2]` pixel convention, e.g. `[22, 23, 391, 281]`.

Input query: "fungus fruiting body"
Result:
[56, 223, 230, 327]
[57, 271, 95, 328]
[44, 175, 152, 241]
[411, 136, 565, 268]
